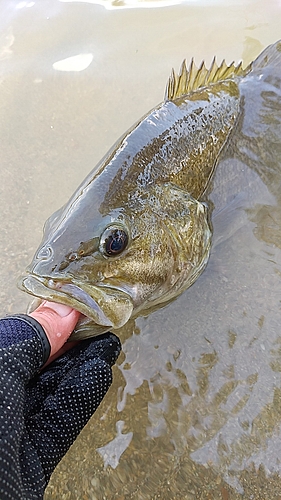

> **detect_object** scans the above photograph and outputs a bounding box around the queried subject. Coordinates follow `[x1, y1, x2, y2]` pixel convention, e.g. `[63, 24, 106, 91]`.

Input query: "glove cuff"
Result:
[5, 314, 51, 364]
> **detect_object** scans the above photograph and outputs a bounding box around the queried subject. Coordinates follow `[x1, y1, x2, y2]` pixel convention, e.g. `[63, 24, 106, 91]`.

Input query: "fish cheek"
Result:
[103, 225, 176, 298]
[54, 214, 174, 298]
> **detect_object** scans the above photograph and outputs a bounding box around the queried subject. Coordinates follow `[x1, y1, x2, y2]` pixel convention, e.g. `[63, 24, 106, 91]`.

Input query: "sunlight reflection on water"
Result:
[60, 0, 249, 10]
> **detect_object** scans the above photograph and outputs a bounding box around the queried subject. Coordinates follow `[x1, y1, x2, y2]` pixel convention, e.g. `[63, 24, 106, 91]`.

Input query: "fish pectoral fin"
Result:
[165, 56, 247, 101]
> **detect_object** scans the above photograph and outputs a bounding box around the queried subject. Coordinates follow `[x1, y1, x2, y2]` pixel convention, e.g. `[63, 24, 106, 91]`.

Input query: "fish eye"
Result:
[99, 225, 129, 257]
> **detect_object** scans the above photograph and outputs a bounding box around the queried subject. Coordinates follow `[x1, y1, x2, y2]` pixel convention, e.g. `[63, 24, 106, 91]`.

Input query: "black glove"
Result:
[0, 315, 121, 500]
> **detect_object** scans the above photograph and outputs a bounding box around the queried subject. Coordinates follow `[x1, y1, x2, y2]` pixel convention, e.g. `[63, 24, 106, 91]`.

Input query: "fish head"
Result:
[20, 183, 211, 340]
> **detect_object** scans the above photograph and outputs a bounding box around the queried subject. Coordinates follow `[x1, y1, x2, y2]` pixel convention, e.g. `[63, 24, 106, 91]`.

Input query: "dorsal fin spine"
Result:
[165, 54, 248, 101]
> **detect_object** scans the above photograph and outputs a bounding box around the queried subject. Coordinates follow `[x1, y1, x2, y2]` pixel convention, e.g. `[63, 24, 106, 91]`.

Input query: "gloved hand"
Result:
[0, 309, 121, 500]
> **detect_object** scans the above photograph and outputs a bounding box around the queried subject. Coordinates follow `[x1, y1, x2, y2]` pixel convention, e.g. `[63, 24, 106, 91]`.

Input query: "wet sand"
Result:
[1, 1, 281, 498]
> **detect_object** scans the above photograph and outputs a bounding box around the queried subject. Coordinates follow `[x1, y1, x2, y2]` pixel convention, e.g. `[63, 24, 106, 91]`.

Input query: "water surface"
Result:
[1, 1, 281, 498]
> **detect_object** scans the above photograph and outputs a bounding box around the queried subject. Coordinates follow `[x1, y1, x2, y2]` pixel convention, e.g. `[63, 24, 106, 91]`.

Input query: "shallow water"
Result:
[1, 0, 281, 498]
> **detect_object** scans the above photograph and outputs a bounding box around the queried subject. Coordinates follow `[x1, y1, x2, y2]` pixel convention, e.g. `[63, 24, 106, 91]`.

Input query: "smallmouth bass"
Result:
[19, 41, 281, 340]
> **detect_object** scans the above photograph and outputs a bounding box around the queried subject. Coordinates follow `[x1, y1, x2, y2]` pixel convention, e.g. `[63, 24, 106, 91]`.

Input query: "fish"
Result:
[19, 40, 281, 340]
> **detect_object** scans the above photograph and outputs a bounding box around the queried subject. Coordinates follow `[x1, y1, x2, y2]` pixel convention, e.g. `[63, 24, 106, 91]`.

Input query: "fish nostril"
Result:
[36, 245, 53, 261]
[68, 252, 78, 261]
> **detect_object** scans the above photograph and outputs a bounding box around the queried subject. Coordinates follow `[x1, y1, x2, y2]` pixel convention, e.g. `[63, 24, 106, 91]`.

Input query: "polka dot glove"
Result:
[0, 315, 121, 500]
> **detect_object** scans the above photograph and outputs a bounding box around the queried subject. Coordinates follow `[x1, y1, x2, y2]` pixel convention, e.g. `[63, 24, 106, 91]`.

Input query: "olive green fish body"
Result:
[19, 42, 281, 339]
[99, 80, 240, 208]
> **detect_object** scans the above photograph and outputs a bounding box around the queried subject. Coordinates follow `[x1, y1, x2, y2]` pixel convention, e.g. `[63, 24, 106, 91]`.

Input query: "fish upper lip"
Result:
[19, 274, 114, 326]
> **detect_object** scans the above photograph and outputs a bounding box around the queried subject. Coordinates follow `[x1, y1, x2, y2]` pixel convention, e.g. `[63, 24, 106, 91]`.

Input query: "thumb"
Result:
[29, 301, 80, 360]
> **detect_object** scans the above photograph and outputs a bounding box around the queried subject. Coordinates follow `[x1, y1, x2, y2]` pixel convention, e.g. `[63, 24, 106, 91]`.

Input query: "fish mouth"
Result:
[19, 274, 134, 340]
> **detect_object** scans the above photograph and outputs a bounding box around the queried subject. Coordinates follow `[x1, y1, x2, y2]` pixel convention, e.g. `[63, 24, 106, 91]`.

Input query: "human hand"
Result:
[29, 300, 80, 365]
[0, 305, 121, 499]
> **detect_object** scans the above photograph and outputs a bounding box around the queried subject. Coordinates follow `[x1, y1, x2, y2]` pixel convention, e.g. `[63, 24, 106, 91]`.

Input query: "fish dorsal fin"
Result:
[165, 56, 247, 101]
[251, 40, 281, 70]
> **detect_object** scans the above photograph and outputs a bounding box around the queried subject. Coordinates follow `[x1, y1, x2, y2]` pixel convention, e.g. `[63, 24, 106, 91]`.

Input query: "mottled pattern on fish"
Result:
[101, 81, 240, 211]
[19, 41, 281, 340]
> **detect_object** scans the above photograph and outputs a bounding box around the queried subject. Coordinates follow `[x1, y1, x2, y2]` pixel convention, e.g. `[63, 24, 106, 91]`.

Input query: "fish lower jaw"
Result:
[19, 274, 133, 339]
